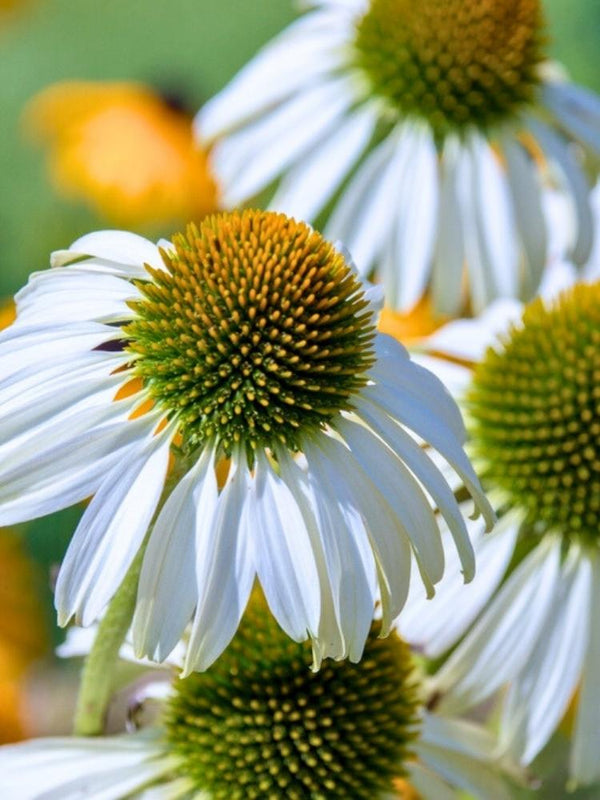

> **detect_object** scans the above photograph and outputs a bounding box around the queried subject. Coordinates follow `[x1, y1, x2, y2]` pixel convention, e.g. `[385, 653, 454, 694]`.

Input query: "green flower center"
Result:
[354, 0, 546, 138]
[166, 603, 420, 800]
[468, 283, 600, 548]
[125, 210, 375, 458]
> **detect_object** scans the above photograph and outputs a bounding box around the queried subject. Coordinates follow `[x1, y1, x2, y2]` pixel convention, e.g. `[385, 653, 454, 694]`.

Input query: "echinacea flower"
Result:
[398, 280, 600, 785]
[0, 210, 492, 673]
[196, 0, 600, 314]
[0, 599, 516, 799]
[25, 81, 218, 228]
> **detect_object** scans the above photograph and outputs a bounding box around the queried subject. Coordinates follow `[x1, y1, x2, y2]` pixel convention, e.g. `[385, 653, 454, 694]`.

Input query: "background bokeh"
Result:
[0, 1, 598, 796]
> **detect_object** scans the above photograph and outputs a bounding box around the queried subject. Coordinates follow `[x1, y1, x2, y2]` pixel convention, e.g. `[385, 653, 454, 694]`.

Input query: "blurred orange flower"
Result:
[0, 531, 48, 743]
[378, 294, 447, 346]
[25, 81, 219, 228]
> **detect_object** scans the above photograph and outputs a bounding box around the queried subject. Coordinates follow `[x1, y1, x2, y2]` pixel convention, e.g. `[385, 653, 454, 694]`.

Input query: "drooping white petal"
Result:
[252, 450, 321, 643]
[269, 104, 377, 220]
[55, 430, 172, 627]
[14, 267, 139, 327]
[184, 457, 255, 674]
[416, 714, 512, 800]
[499, 135, 548, 298]
[276, 447, 346, 666]
[0, 405, 148, 525]
[435, 540, 561, 713]
[56, 230, 164, 274]
[325, 126, 412, 276]
[343, 408, 475, 582]
[0, 733, 167, 800]
[542, 82, 600, 155]
[431, 136, 466, 315]
[500, 550, 591, 765]
[571, 551, 600, 784]
[196, 7, 353, 140]
[302, 438, 376, 663]
[313, 429, 412, 633]
[459, 134, 519, 311]
[407, 762, 456, 800]
[382, 123, 439, 310]
[133, 447, 218, 662]
[212, 76, 357, 206]
[399, 514, 519, 658]
[526, 115, 593, 265]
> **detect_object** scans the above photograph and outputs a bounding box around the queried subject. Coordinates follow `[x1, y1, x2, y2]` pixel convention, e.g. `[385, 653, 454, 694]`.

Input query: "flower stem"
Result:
[72, 549, 144, 736]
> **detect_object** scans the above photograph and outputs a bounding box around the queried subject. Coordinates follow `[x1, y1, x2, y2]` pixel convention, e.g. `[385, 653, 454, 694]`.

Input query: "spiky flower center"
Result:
[166, 605, 420, 800]
[354, 0, 545, 138]
[126, 210, 375, 458]
[469, 283, 600, 547]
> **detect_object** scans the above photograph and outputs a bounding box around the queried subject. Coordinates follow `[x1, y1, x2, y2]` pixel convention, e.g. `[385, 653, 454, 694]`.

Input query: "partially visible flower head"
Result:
[0, 600, 516, 800]
[166, 603, 419, 799]
[396, 281, 600, 785]
[0, 211, 492, 674]
[354, 0, 545, 138]
[469, 282, 600, 548]
[25, 81, 218, 228]
[197, 0, 599, 314]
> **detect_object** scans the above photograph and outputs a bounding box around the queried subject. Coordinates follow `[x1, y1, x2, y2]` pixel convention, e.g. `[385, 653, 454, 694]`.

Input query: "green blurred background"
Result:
[0, 1, 599, 796]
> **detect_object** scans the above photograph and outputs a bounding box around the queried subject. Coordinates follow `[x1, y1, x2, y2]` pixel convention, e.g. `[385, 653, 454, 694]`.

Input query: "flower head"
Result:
[0, 211, 492, 674]
[197, 0, 599, 314]
[25, 80, 218, 228]
[0, 600, 515, 799]
[397, 281, 600, 784]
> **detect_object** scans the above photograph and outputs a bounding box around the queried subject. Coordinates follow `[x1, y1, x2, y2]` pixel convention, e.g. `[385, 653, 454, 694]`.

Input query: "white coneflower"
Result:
[0, 210, 491, 673]
[398, 280, 600, 785]
[196, 0, 600, 314]
[0, 601, 516, 799]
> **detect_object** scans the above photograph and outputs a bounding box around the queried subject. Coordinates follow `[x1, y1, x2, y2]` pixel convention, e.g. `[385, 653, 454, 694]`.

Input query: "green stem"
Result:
[73, 548, 144, 736]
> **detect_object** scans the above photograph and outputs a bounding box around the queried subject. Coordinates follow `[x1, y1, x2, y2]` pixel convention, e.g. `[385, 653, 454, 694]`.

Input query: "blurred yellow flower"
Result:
[0, 531, 48, 743]
[25, 81, 219, 228]
[378, 295, 447, 346]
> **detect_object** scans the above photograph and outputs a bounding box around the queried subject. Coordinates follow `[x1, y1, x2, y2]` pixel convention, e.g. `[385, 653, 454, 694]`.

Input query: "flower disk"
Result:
[166, 605, 420, 800]
[126, 210, 375, 457]
[354, 0, 545, 138]
[469, 283, 600, 548]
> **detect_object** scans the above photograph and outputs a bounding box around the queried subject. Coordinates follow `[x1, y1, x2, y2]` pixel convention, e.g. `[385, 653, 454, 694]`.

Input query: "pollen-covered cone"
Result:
[0, 603, 515, 799]
[196, 0, 600, 315]
[396, 280, 600, 786]
[0, 210, 492, 674]
[25, 81, 218, 228]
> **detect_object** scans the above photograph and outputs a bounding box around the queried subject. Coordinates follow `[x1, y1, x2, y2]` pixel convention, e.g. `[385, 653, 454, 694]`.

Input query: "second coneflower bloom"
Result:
[0, 210, 492, 673]
[196, 0, 600, 314]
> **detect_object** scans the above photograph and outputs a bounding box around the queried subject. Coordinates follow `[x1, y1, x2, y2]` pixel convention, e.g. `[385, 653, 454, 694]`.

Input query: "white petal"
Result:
[499, 135, 548, 297]
[500, 551, 591, 765]
[55, 432, 171, 626]
[183, 457, 255, 673]
[275, 447, 345, 666]
[63, 230, 164, 273]
[302, 438, 376, 663]
[133, 448, 218, 662]
[196, 8, 352, 140]
[212, 76, 357, 206]
[252, 451, 320, 642]
[399, 515, 518, 658]
[269, 104, 376, 220]
[334, 414, 444, 594]
[435, 540, 561, 713]
[542, 82, 600, 155]
[14, 268, 139, 327]
[382, 124, 439, 310]
[431, 136, 465, 315]
[325, 127, 411, 276]
[408, 762, 456, 800]
[526, 115, 593, 265]
[571, 551, 600, 784]
[314, 430, 412, 633]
